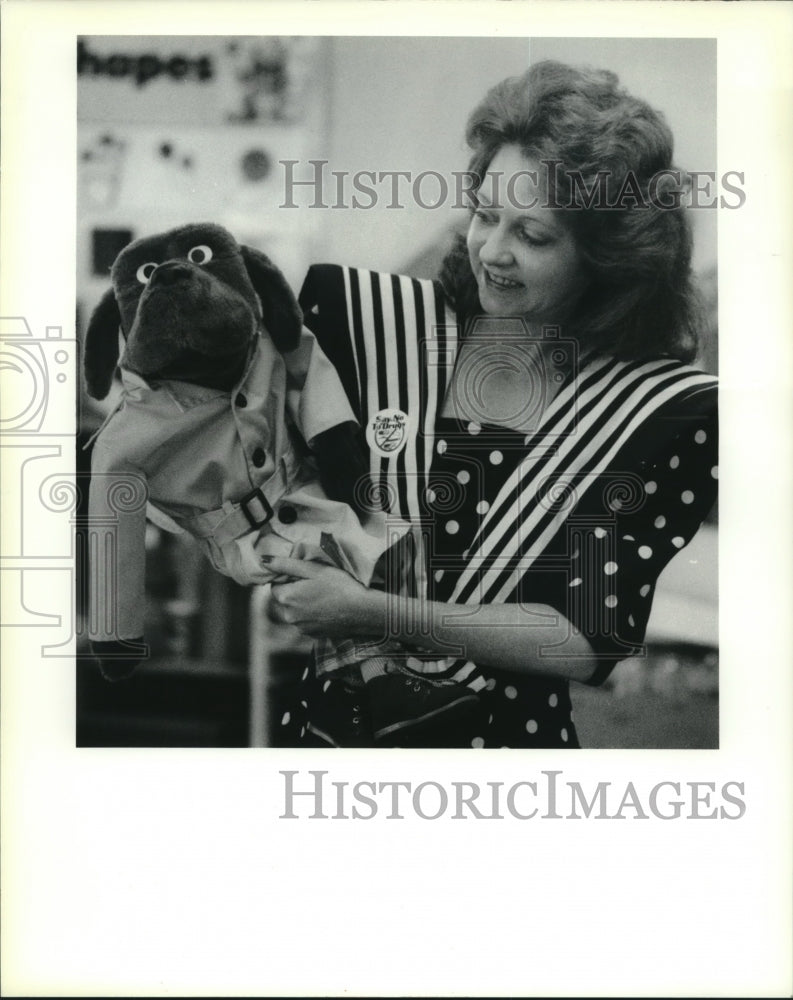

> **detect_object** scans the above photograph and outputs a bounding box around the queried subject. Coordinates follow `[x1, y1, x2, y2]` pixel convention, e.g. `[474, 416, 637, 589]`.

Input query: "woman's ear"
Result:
[83, 288, 123, 400]
[240, 244, 302, 353]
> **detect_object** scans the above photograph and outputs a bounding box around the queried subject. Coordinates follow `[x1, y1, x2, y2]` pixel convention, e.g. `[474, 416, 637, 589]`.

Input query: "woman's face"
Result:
[466, 145, 588, 330]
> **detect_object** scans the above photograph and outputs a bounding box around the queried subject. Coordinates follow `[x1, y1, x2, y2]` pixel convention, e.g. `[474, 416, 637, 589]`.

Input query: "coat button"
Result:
[235, 392, 247, 408]
[278, 504, 298, 524]
[252, 447, 266, 467]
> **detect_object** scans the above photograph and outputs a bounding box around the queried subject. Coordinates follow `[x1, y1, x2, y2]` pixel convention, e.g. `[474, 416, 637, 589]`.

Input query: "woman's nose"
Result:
[478, 227, 514, 266]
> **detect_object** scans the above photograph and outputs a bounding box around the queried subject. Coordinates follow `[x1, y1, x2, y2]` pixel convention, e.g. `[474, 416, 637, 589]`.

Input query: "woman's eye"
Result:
[473, 208, 496, 224]
[136, 262, 158, 284]
[187, 245, 213, 265]
[518, 229, 549, 247]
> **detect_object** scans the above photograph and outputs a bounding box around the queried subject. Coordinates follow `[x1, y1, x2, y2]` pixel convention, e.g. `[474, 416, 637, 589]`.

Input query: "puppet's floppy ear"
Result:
[84, 288, 123, 400]
[240, 244, 302, 353]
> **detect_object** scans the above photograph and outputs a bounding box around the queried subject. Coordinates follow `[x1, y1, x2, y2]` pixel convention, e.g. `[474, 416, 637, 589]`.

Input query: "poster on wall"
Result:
[78, 35, 322, 124]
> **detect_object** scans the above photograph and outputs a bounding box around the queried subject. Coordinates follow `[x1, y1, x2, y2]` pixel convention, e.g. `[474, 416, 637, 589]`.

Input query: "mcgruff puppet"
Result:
[83, 223, 479, 742]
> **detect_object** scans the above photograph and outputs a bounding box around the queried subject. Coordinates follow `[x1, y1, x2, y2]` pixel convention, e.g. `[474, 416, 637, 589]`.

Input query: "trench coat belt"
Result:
[182, 460, 291, 546]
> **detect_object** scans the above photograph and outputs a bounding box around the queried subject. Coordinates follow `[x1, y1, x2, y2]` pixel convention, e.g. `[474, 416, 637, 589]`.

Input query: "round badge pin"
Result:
[366, 408, 410, 458]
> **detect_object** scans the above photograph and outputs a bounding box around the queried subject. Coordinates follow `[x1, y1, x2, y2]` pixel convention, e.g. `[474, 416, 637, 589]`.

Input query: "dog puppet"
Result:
[83, 223, 388, 679]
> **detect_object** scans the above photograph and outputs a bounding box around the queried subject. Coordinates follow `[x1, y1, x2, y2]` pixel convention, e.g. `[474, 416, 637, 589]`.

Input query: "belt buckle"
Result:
[239, 486, 274, 529]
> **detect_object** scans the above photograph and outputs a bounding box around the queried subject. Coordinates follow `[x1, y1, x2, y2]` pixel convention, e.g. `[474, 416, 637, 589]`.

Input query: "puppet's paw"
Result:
[90, 638, 147, 682]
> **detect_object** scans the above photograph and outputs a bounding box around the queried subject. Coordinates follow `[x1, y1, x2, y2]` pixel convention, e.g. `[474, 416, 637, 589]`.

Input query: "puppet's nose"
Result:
[150, 261, 192, 286]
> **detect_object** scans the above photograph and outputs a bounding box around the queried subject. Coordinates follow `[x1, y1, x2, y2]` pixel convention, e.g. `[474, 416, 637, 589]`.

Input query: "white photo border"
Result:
[1, 2, 791, 997]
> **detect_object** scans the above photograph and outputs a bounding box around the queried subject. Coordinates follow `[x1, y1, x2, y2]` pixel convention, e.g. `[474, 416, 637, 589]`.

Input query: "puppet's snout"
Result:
[148, 260, 193, 287]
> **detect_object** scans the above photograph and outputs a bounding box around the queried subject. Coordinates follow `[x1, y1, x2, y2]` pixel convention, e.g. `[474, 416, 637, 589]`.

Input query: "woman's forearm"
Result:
[265, 556, 597, 683]
[355, 589, 597, 684]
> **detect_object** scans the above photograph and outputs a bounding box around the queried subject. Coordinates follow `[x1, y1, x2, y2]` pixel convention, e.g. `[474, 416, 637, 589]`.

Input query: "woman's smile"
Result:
[467, 144, 588, 330]
[482, 268, 524, 291]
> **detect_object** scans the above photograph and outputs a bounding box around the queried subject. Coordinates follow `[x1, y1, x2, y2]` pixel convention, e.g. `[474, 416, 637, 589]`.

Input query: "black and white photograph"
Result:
[75, 35, 720, 751]
[1, 2, 791, 997]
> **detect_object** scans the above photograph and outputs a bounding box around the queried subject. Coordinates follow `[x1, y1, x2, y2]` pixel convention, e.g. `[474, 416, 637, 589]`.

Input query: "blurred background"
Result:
[76, 36, 718, 749]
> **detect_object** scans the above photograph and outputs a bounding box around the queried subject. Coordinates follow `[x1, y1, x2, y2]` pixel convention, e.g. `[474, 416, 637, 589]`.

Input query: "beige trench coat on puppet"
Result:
[87, 325, 392, 647]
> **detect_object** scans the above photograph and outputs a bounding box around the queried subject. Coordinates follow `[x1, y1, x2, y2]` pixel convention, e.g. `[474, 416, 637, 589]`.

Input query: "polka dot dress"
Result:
[288, 375, 717, 749]
[420, 398, 718, 748]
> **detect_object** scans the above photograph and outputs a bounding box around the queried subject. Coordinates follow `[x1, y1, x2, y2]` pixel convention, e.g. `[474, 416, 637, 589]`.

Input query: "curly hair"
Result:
[439, 61, 702, 362]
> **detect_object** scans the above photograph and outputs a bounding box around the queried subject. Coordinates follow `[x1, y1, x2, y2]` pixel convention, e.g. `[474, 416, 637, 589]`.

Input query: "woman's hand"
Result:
[266, 557, 384, 639]
[266, 556, 596, 682]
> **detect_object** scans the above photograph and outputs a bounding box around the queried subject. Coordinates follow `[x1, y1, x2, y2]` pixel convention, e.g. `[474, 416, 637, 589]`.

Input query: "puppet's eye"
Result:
[187, 245, 213, 265]
[136, 262, 157, 284]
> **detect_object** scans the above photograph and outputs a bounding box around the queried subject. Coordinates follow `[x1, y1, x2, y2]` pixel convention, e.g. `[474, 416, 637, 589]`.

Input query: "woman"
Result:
[267, 61, 718, 748]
